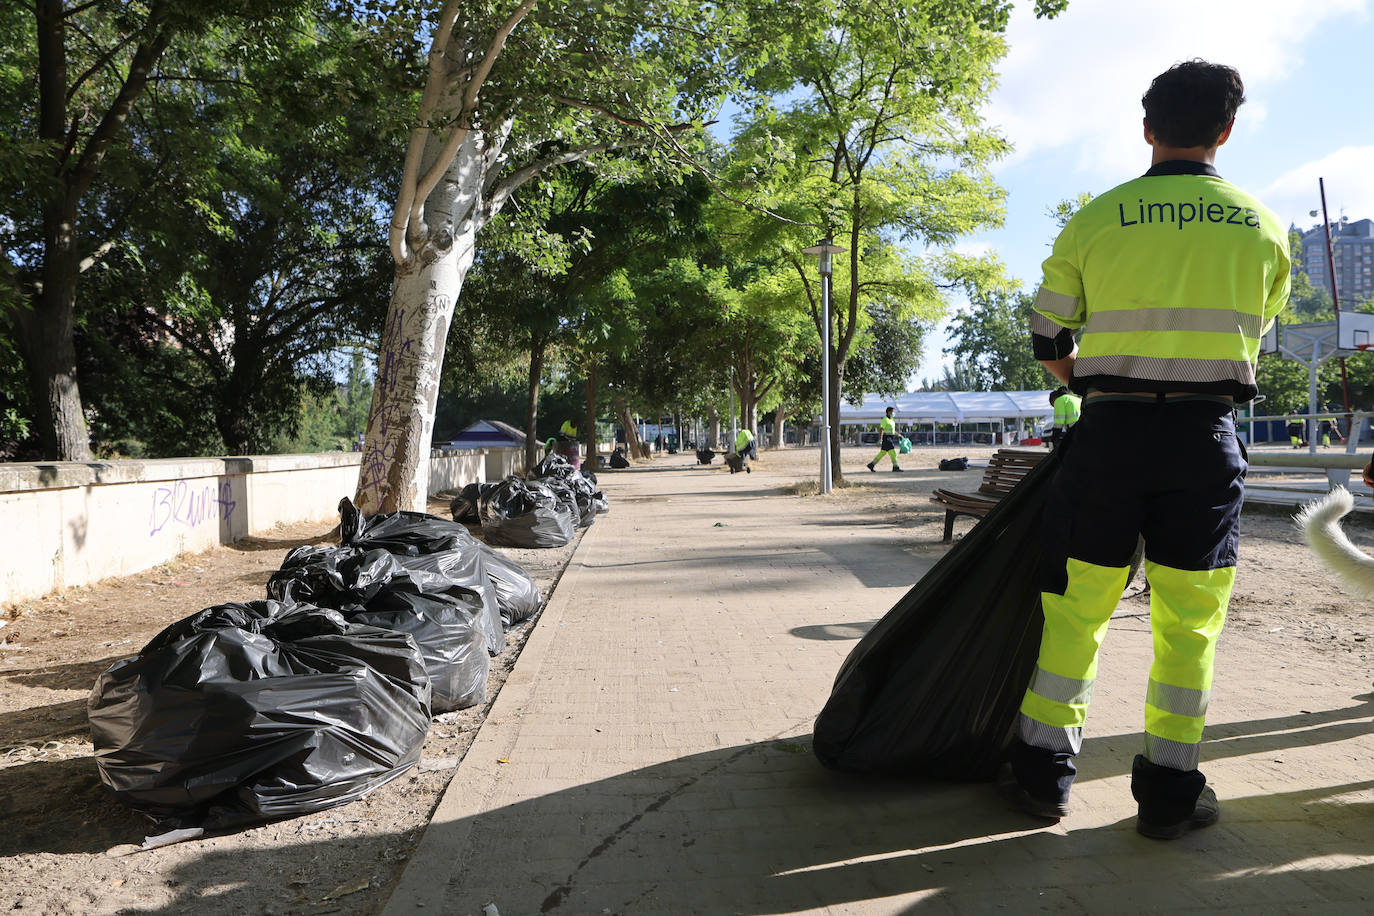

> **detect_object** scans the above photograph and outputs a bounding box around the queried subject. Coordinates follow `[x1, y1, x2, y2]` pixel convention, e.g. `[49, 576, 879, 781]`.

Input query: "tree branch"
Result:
[66, 4, 175, 204]
[390, 0, 465, 264]
[407, 0, 538, 243]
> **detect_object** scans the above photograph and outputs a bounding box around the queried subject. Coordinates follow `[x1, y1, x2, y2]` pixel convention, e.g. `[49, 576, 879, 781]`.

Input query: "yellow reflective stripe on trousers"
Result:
[1143, 560, 1233, 763]
[1020, 558, 1129, 737]
[1144, 734, 1202, 771]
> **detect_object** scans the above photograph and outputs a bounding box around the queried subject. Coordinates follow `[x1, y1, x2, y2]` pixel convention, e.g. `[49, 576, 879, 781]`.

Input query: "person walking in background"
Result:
[1286, 416, 1304, 448]
[866, 406, 903, 472]
[1048, 387, 1081, 447]
[1318, 407, 1343, 448]
[1002, 59, 1290, 839]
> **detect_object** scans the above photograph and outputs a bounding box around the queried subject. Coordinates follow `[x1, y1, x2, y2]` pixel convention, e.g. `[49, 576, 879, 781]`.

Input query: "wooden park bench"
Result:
[930, 448, 1049, 543]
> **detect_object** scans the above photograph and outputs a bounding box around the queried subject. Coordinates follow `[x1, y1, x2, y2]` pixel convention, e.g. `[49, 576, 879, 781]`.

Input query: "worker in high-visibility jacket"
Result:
[555, 418, 581, 469]
[866, 406, 902, 472]
[734, 426, 757, 462]
[998, 60, 1290, 841]
[1286, 417, 1304, 448]
[1048, 387, 1081, 447]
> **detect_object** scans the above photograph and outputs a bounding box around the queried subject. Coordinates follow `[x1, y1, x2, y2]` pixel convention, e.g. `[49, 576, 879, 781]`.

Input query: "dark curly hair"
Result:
[1142, 59, 1245, 149]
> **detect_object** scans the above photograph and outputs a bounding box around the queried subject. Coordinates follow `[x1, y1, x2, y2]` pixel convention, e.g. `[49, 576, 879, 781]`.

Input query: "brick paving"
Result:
[381, 451, 1374, 916]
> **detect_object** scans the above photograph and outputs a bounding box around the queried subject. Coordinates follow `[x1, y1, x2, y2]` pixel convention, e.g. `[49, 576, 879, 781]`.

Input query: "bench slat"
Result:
[929, 449, 1049, 541]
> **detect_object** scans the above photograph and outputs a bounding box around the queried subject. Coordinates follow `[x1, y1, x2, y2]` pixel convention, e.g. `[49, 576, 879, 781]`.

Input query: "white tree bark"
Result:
[355, 130, 492, 513]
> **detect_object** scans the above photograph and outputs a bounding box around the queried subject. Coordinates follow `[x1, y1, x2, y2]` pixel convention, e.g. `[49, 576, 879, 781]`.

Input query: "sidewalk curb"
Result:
[379, 517, 604, 915]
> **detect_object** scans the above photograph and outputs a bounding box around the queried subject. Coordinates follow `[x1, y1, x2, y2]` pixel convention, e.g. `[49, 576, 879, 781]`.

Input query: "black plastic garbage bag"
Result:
[480, 547, 542, 627]
[549, 475, 596, 528]
[88, 600, 430, 830]
[609, 448, 630, 469]
[529, 453, 575, 481]
[593, 492, 610, 514]
[541, 478, 582, 527]
[479, 476, 576, 548]
[812, 447, 1063, 781]
[268, 546, 492, 711]
[336, 502, 504, 656]
[450, 482, 499, 524]
[339, 498, 533, 645]
[339, 497, 477, 555]
[579, 468, 598, 487]
[695, 448, 715, 465]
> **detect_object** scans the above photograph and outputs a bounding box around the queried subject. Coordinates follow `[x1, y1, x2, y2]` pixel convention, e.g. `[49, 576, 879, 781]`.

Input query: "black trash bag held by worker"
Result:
[478, 476, 576, 548]
[812, 447, 1064, 780]
[336, 499, 504, 655]
[268, 545, 492, 711]
[88, 600, 430, 830]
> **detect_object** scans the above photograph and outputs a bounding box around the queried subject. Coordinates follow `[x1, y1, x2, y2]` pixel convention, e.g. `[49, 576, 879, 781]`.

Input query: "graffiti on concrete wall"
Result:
[149, 479, 237, 536]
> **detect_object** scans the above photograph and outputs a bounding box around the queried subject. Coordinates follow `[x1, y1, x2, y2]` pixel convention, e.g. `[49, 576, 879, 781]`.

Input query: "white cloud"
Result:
[1259, 146, 1374, 228]
[950, 240, 995, 258]
[986, 0, 1370, 178]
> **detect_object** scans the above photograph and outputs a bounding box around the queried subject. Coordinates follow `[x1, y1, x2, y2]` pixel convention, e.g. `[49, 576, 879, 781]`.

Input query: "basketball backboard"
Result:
[1280, 322, 1339, 361]
[1337, 311, 1374, 352]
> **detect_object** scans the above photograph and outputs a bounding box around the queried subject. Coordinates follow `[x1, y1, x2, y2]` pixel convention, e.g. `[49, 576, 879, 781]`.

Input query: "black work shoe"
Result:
[1136, 785, 1220, 840]
[866, 462, 875, 472]
[997, 762, 1070, 820]
[892, 465, 903, 472]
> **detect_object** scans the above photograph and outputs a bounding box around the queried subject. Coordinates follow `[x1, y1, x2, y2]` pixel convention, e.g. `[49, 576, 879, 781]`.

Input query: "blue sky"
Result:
[921, 0, 1374, 381]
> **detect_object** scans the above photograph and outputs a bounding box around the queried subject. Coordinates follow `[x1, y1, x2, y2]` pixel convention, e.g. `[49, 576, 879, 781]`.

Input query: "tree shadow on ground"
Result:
[18, 693, 1374, 915]
[2, 654, 129, 691]
[0, 697, 90, 748]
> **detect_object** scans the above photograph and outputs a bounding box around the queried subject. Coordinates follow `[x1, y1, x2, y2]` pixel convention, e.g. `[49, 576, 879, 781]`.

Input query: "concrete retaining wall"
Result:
[0, 449, 490, 605]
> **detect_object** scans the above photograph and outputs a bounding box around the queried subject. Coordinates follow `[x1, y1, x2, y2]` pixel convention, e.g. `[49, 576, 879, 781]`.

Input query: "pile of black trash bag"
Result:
[451, 453, 608, 549]
[89, 599, 432, 832]
[88, 498, 545, 833]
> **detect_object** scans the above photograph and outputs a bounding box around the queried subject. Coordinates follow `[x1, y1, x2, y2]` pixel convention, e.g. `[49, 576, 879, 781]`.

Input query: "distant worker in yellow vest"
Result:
[734, 426, 757, 461]
[1048, 387, 1081, 447]
[1286, 417, 1304, 448]
[866, 406, 903, 472]
[1000, 60, 1290, 840]
[555, 418, 581, 469]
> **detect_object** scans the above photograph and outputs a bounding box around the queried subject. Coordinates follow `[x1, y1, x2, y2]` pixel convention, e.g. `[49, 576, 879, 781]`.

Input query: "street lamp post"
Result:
[803, 238, 846, 494]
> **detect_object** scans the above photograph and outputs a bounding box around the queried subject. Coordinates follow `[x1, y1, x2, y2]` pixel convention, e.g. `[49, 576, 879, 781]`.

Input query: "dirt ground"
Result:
[2, 445, 1372, 915]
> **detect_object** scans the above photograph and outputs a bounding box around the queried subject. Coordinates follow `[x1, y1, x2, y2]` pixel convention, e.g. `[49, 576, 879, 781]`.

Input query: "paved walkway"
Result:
[383, 452, 1374, 915]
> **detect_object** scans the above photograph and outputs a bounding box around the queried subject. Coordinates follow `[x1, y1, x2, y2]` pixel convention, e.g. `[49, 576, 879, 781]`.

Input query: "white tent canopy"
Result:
[835, 390, 1055, 425]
